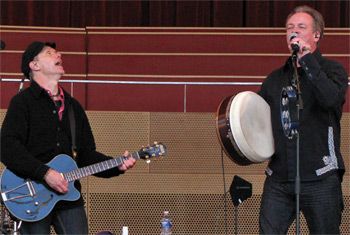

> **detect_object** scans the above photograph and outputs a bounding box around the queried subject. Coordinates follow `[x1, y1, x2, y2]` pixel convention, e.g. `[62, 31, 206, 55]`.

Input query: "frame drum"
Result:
[216, 91, 274, 165]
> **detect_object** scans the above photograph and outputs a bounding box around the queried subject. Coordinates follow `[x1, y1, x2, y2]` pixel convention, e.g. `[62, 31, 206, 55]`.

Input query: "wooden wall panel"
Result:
[87, 54, 285, 76]
[1, 26, 349, 113]
[87, 28, 350, 54]
[0, 26, 86, 51]
[85, 82, 185, 112]
[0, 52, 86, 75]
[185, 84, 262, 113]
[0, 26, 88, 109]
[84, 27, 349, 113]
[0, 26, 349, 234]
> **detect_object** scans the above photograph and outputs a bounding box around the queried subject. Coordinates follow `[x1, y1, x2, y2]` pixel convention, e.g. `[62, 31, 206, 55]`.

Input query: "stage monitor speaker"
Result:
[230, 175, 252, 206]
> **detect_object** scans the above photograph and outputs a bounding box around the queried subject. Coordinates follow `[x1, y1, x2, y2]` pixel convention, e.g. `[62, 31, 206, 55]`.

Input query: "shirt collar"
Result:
[284, 48, 322, 70]
[30, 80, 45, 99]
[30, 80, 66, 102]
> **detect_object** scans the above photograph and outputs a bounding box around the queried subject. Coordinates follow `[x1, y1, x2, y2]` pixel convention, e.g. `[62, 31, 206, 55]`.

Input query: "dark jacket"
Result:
[1, 80, 124, 207]
[258, 49, 348, 182]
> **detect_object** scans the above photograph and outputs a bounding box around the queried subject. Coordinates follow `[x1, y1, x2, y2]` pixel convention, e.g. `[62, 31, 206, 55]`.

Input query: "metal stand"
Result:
[12, 220, 22, 235]
[220, 148, 229, 235]
[0, 202, 22, 235]
[292, 52, 303, 235]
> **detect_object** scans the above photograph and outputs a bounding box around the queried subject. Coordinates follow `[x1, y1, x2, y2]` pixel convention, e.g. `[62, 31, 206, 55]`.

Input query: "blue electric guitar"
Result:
[1, 142, 167, 222]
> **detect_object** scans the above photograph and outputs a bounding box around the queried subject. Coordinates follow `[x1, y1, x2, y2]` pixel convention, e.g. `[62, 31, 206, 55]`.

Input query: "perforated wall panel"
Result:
[341, 114, 350, 169]
[0, 110, 349, 234]
[85, 111, 349, 234]
[149, 112, 269, 176]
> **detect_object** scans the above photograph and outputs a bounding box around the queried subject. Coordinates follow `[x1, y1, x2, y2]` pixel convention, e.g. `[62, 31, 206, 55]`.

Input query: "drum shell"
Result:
[216, 92, 274, 166]
[216, 95, 253, 165]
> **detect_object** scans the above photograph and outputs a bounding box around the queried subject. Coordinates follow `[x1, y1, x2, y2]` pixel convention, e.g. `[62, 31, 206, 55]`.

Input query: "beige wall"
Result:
[0, 110, 349, 234]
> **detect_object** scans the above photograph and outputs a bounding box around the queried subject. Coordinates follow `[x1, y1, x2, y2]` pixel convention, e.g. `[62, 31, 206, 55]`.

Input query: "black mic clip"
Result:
[291, 43, 300, 55]
[289, 33, 299, 56]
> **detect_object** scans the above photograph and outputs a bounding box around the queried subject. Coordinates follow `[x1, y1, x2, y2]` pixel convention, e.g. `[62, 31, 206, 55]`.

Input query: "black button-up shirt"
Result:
[258, 49, 348, 182]
[1, 81, 124, 208]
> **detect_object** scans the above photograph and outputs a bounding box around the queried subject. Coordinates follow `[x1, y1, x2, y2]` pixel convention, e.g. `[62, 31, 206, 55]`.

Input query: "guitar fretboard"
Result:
[62, 152, 140, 182]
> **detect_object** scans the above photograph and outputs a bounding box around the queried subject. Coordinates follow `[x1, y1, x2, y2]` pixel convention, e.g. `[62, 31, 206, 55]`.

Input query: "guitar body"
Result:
[0, 142, 167, 222]
[1, 155, 80, 222]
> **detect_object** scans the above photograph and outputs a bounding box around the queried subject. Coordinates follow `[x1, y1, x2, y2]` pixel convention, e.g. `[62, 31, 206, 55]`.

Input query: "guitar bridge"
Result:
[1, 180, 36, 202]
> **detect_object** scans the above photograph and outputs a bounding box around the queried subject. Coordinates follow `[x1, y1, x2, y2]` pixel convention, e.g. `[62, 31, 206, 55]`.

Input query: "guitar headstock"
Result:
[138, 142, 167, 160]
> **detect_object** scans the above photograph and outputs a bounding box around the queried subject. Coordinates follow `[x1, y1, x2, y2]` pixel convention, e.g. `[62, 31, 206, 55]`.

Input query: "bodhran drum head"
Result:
[216, 91, 274, 165]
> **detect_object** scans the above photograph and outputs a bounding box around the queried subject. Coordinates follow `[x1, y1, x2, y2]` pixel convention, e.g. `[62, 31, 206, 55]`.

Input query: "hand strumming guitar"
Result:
[44, 169, 69, 194]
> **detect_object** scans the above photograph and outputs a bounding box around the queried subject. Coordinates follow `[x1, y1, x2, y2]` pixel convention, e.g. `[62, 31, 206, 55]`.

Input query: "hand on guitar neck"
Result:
[116, 151, 136, 171]
[44, 151, 135, 194]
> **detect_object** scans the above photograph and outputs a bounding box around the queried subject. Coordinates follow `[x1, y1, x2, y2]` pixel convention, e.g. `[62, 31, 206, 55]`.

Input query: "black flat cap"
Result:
[21, 41, 56, 78]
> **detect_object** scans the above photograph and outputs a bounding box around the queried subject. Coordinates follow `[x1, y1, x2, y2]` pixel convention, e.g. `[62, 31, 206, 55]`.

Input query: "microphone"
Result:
[0, 40, 5, 50]
[288, 33, 299, 53]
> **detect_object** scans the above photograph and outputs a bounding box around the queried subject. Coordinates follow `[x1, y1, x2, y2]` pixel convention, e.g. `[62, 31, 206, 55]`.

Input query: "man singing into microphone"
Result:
[258, 5, 348, 234]
[1, 41, 136, 234]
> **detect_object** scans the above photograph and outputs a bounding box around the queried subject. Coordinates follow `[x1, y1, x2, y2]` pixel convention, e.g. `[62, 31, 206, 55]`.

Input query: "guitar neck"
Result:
[62, 152, 140, 182]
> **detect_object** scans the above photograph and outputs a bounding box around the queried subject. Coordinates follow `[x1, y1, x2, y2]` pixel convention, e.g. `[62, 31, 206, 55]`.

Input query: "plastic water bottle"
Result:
[160, 211, 172, 235]
[122, 226, 128, 235]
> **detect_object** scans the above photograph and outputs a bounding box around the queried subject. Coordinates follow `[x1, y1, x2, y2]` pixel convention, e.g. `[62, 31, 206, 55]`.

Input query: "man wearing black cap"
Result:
[1, 41, 136, 234]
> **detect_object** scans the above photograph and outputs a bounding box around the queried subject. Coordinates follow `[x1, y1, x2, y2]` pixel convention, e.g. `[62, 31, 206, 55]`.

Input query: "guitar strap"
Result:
[68, 104, 77, 159]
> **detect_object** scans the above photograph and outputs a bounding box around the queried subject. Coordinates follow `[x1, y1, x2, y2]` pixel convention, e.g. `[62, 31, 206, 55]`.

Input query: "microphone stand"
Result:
[292, 51, 303, 235]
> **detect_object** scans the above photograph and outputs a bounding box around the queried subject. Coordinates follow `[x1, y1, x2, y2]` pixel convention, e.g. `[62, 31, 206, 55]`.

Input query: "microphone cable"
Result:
[213, 148, 229, 234]
[214, 190, 230, 234]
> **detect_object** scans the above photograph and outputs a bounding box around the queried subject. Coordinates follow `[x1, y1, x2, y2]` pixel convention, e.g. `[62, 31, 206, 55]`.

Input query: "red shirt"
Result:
[45, 86, 65, 120]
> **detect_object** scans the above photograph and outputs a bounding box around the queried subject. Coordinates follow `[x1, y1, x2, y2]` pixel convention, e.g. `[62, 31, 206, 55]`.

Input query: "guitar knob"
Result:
[35, 201, 39, 206]
[26, 210, 31, 214]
